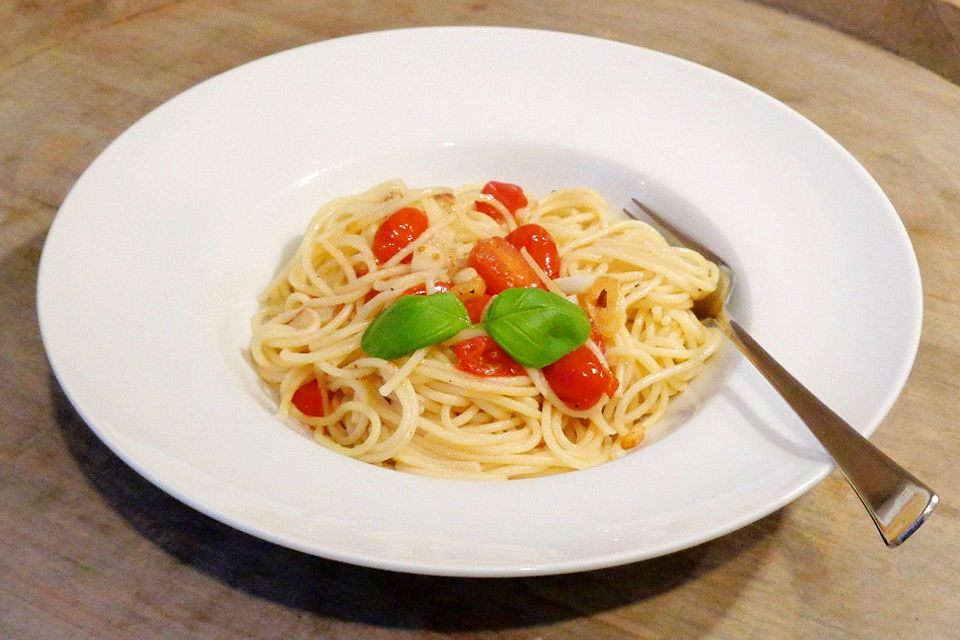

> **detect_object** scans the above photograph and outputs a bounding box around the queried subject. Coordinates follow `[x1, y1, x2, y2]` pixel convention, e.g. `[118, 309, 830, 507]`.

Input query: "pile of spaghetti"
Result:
[250, 180, 722, 479]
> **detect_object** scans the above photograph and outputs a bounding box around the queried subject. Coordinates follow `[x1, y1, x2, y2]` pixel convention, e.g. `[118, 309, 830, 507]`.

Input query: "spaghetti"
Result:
[250, 180, 722, 479]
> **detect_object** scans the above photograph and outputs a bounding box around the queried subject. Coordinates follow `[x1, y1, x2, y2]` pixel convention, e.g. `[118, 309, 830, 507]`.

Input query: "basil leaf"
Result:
[483, 288, 590, 368]
[361, 292, 471, 360]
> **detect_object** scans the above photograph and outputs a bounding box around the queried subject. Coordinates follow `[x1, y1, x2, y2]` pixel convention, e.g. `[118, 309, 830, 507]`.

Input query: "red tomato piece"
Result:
[475, 181, 528, 222]
[291, 379, 326, 417]
[468, 236, 545, 294]
[505, 224, 560, 278]
[463, 294, 492, 324]
[475, 201, 506, 223]
[455, 335, 525, 377]
[484, 181, 528, 212]
[372, 207, 429, 264]
[542, 346, 618, 410]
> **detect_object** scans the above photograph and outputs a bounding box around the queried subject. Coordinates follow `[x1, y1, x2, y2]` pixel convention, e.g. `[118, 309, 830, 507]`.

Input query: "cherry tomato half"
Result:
[291, 379, 326, 417]
[542, 345, 618, 410]
[475, 181, 528, 223]
[505, 224, 561, 278]
[372, 207, 428, 264]
[455, 335, 525, 377]
[468, 236, 545, 294]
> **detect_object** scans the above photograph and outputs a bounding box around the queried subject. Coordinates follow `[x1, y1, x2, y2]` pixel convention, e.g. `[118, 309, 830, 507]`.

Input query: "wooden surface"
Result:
[757, 0, 960, 83]
[3, 1, 959, 638]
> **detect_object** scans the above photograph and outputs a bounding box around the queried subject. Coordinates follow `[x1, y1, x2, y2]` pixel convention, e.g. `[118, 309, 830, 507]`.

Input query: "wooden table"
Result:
[3, 1, 958, 637]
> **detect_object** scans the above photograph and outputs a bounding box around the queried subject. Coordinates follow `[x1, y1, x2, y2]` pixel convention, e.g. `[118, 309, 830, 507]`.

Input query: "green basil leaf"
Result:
[361, 292, 471, 360]
[483, 288, 590, 368]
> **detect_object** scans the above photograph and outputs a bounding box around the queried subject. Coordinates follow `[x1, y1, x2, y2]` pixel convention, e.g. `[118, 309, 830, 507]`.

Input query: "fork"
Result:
[627, 198, 938, 546]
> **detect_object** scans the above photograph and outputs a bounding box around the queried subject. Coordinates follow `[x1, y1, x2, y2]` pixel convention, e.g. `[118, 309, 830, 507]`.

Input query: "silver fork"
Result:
[627, 198, 938, 546]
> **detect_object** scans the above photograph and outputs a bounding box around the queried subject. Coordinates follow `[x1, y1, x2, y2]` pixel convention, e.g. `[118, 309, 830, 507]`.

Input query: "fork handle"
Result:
[718, 316, 938, 545]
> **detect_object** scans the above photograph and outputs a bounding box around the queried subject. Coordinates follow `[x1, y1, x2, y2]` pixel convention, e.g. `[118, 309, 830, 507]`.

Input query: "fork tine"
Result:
[628, 198, 727, 267]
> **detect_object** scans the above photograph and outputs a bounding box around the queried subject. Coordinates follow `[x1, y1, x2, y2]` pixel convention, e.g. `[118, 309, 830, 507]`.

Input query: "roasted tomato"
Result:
[372, 207, 428, 264]
[505, 224, 560, 278]
[542, 346, 618, 410]
[475, 181, 528, 223]
[291, 379, 326, 417]
[468, 236, 545, 294]
[455, 335, 525, 377]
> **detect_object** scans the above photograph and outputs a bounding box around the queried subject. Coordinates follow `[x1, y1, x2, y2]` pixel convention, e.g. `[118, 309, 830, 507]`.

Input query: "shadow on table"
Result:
[51, 374, 782, 632]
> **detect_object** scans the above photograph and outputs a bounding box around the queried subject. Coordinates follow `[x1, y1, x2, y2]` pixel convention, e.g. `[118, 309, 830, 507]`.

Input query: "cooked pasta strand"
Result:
[250, 180, 721, 479]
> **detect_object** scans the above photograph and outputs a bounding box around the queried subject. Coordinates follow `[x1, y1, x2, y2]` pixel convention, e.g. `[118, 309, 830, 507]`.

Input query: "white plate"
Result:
[37, 27, 922, 576]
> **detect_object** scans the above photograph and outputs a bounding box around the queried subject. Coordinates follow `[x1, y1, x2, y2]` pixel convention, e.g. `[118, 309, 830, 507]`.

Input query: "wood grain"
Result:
[3, 1, 959, 638]
[756, 0, 960, 83]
